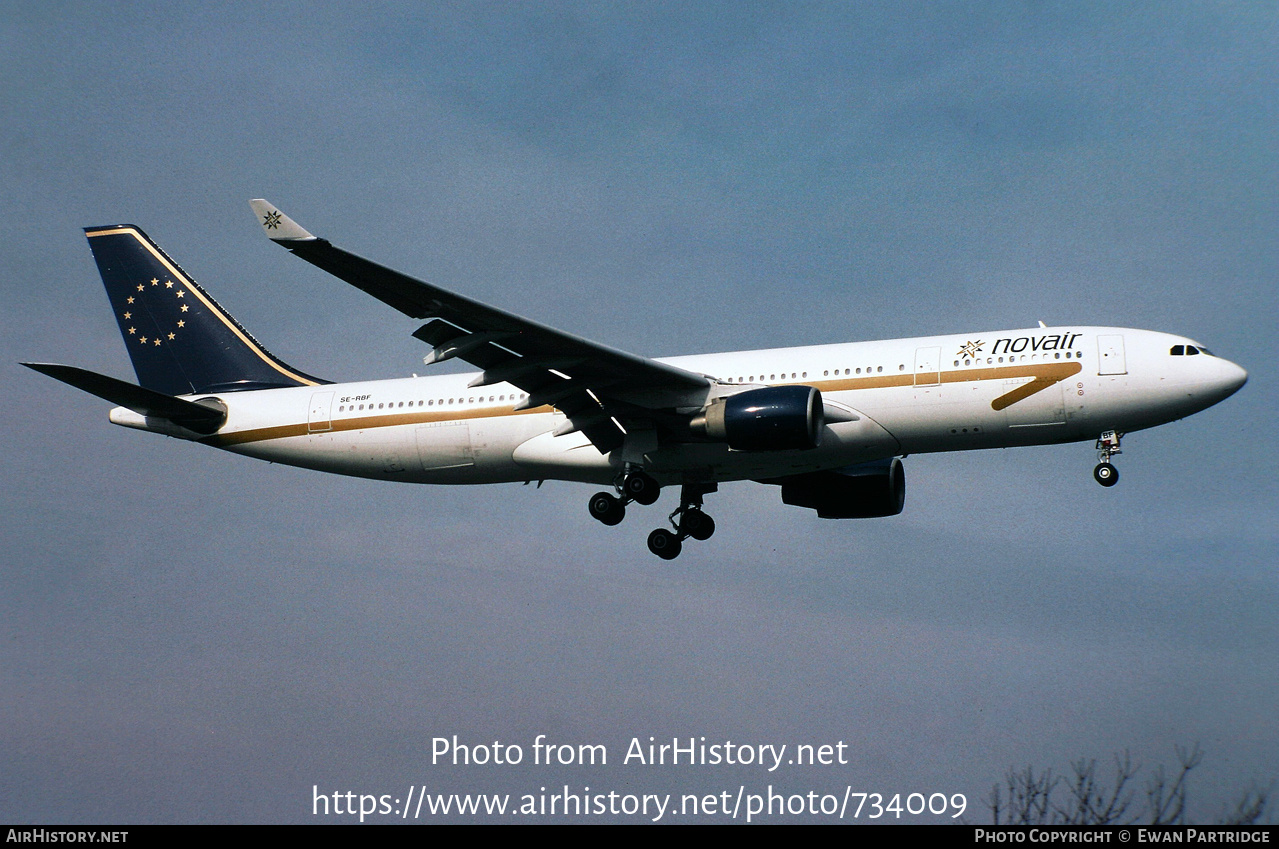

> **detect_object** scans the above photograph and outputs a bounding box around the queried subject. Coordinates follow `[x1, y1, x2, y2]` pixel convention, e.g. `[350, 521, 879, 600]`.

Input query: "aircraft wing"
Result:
[249, 200, 712, 453]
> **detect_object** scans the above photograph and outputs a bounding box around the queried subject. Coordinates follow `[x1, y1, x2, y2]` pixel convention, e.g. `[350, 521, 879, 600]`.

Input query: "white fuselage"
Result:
[108, 326, 1247, 487]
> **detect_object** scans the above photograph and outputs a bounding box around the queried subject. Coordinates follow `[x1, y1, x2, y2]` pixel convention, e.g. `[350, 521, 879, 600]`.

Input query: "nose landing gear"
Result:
[1093, 430, 1122, 487]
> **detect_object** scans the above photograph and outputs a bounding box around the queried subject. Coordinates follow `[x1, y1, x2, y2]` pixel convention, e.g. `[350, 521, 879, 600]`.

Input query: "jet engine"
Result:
[778, 457, 905, 518]
[692, 385, 824, 451]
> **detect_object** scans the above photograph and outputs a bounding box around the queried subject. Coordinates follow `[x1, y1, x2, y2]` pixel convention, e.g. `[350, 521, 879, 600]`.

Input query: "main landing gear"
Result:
[587, 471, 717, 561]
[1093, 430, 1122, 487]
[647, 484, 717, 561]
[587, 467, 661, 527]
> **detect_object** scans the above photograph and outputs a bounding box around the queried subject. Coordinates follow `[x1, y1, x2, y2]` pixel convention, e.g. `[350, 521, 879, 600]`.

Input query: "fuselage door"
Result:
[1097, 335, 1127, 375]
[307, 391, 334, 433]
[417, 422, 474, 470]
[914, 346, 941, 386]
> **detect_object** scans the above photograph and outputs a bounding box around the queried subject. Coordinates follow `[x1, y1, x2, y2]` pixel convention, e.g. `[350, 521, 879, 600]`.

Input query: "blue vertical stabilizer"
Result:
[85, 225, 326, 395]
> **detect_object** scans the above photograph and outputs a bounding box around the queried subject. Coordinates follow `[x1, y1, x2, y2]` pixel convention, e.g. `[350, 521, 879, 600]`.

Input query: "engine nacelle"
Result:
[693, 385, 824, 451]
[780, 458, 905, 518]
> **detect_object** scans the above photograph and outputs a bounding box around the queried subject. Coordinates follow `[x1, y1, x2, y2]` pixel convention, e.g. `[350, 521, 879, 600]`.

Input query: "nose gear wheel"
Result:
[1093, 431, 1123, 487]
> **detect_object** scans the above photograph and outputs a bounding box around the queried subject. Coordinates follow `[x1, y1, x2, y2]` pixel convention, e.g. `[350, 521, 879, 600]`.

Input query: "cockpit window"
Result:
[1171, 343, 1216, 357]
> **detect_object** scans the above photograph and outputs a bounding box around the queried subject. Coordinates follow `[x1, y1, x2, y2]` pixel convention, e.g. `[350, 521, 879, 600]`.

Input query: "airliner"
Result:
[24, 200, 1248, 559]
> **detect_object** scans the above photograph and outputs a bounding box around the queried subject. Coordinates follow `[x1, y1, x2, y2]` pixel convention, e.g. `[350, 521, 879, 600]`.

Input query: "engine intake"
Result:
[693, 385, 823, 451]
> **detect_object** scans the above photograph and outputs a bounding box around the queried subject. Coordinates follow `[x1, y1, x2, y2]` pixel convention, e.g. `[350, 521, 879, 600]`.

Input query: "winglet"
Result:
[249, 199, 316, 242]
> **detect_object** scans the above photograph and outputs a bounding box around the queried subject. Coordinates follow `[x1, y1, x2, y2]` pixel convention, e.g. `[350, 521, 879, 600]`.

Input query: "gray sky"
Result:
[2, 1, 1275, 823]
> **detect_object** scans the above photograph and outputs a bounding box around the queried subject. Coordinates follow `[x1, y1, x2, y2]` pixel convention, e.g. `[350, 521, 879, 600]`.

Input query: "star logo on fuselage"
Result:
[262, 210, 282, 230]
[957, 340, 984, 359]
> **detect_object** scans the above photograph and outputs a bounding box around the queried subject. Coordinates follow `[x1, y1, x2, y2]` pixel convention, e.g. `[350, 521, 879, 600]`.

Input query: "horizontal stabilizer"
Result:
[22, 362, 227, 434]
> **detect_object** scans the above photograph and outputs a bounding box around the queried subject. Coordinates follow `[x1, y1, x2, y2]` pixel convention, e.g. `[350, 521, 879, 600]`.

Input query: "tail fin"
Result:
[84, 225, 327, 395]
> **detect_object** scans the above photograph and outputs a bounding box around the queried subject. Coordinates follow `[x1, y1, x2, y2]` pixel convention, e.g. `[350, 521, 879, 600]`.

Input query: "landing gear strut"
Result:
[646, 483, 717, 560]
[1093, 430, 1122, 487]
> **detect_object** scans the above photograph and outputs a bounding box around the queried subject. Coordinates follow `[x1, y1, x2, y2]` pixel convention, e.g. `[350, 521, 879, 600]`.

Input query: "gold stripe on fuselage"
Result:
[810, 359, 1081, 409]
[205, 403, 557, 447]
[985, 361, 1082, 411]
[204, 361, 1083, 447]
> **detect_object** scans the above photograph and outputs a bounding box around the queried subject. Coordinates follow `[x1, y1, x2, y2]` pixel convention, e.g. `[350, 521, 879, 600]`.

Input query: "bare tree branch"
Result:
[987, 745, 1269, 826]
[1147, 742, 1202, 824]
[1220, 784, 1272, 826]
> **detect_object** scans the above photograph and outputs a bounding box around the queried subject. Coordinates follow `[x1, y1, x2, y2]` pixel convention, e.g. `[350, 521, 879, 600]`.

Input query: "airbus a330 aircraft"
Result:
[25, 200, 1247, 559]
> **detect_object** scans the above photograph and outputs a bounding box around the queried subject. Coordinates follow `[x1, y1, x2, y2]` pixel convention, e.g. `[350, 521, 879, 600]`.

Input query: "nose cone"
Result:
[1213, 358, 1248, 403]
